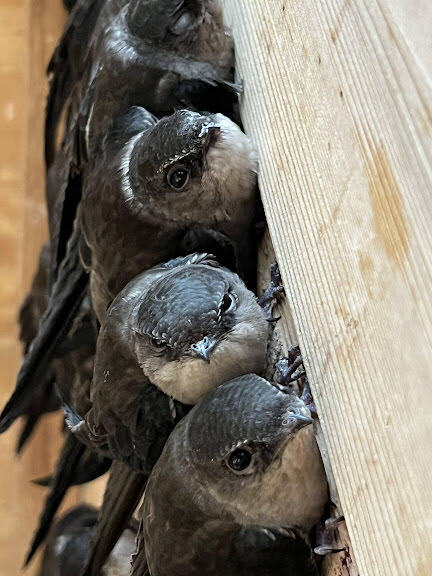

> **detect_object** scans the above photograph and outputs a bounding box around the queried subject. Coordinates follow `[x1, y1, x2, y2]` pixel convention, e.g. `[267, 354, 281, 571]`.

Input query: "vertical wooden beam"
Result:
[224, 1, 432, 575]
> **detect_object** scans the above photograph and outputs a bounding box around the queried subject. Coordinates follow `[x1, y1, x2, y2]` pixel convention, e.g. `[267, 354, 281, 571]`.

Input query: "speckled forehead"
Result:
[143, 111, 218, 169]
[137, 266, 229, 342]
[186, 377, 291, 458]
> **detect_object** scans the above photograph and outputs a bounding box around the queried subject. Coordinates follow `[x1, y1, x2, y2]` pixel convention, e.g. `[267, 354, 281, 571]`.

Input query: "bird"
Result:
[47, 0, 238, 168]
[0, 0, 249, 435]
[12, 247, 109, 566]
[47, 0, 239, 274]
[38, 504, 136, 576]
[69, 253, 268, 575]
[23, 311, 111, 562]
[73, 253, 268, 466]
[0, 106, 258, 437]
[133, 374, 328, 576]
[81, 106, 258, 321]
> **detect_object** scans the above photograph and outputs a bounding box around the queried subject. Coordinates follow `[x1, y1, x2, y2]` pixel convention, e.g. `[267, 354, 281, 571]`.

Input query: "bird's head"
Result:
[171, 375, 327, 530]
[126, 110, 257, 225]
[126, 0, 232, 65]
[134, 256, 268, 404]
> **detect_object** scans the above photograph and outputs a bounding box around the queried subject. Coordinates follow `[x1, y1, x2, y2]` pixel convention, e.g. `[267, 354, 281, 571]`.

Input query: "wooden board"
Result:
[223, 1, 432, 575]
[258, 231, 359, 576]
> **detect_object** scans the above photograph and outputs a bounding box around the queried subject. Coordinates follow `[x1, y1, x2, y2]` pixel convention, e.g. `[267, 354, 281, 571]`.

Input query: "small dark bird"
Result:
[133, 374, 328, 576]
[71, 253, 268, 576]
[81, 107, 258, 321]
[46, 0, 239, 273]
[74, 253, 268, 467]
[38, 505, 136, 576]
[0, 0, 247, 437]
[0, 106, 257, 434]
[47, 0, 237, 167]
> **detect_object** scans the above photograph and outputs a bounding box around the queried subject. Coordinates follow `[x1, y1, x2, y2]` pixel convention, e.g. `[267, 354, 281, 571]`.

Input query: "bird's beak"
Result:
[286, 412, 314, 431]
[190, 337, 218, 363]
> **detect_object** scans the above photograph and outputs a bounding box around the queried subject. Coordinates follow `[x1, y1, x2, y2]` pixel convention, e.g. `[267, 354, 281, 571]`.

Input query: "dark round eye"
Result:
[219, 292, 236, 316]
[152, 338, 166, 349]
[167, 166, 190, 190]
[227, 448, 252, 472]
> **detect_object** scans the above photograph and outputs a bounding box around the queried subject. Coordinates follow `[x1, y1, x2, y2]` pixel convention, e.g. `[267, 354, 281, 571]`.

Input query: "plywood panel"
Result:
[223, 1, 432, 575]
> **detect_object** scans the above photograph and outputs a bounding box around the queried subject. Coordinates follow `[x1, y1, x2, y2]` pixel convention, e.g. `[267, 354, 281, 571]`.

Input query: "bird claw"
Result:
[314, 545, 346, 556]
[275, 345, 305, 390]
[258, 262, 285, 322]
[300, 381, 318, 420]
[200, 77, 244, 95]
[325, 515, 345, 528]
[314, 515, 346, 556]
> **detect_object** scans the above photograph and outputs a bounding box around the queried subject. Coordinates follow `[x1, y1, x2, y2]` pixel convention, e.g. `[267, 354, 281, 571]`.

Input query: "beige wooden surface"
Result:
[224, 1, 432, 575]
[0, 2, 105, 574]
[258, 231, 360, 576]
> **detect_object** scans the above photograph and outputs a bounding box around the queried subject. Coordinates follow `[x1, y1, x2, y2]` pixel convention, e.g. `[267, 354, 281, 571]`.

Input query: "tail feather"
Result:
[130, 538, 149, 576]
[0, 229, 88, 434]
[15, 414, 40, 455]
[32, 448, 111, 487]
[81, 461, 146, 576]
[24, 433, 86, 566]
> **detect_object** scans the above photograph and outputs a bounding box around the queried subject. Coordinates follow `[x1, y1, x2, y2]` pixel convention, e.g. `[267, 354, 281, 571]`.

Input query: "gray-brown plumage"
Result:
[47, 0, 236, 168]
[81, 107, 258, 321]
[134, 375, 328, 576]
[16, 246, 59, 452]
[70, 253, 267, 576]
[1, 78, 253, 437]
[47, 0, 238, 277]
[72, 253, 268, 468]
[81, 461, 146, 576]
[38, 505, 136, 576]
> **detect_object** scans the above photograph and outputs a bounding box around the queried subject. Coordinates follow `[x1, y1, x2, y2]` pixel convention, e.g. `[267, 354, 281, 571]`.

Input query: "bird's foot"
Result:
[201, 77, 244, 95]
[258, 262, 285, 322]
[274, 345, 305, 391]
[300, 381, 318, 420]
[314, 545, 346, 556]
[314, 516, 346, 556]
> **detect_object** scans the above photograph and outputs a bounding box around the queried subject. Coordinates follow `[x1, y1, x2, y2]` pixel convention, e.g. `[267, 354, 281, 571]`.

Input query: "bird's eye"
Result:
[170, 11, 194, 36]
[167, 166, 190, 190]
[226, 448, 254, 474]
[151, 338, 166, 349]
[219, 292, 237, 316]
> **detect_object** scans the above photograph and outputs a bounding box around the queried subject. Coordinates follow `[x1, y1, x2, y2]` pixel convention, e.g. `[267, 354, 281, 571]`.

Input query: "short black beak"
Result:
[287, 413, 314, 431]
[190, 336, 217, 363]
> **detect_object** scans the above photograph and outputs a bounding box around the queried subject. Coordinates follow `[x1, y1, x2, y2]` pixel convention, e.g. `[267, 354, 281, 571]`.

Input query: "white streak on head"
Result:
[118, 133, 145, 212]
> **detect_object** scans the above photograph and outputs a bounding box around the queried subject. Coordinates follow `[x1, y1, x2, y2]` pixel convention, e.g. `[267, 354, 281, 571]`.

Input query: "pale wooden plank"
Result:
[258, 231, 360, 576]
[223, 1, 432, 575]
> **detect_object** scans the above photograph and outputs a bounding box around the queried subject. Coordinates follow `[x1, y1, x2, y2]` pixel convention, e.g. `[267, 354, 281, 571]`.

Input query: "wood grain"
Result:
[258, 231, 359, 576]
[224, 1, 432, 575]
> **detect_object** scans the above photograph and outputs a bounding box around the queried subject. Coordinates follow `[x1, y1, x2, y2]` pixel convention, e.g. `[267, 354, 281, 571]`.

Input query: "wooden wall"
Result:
[1, 1, 431, 575]
[0, 2, 104, 574]
[223, 1, 432, 575]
